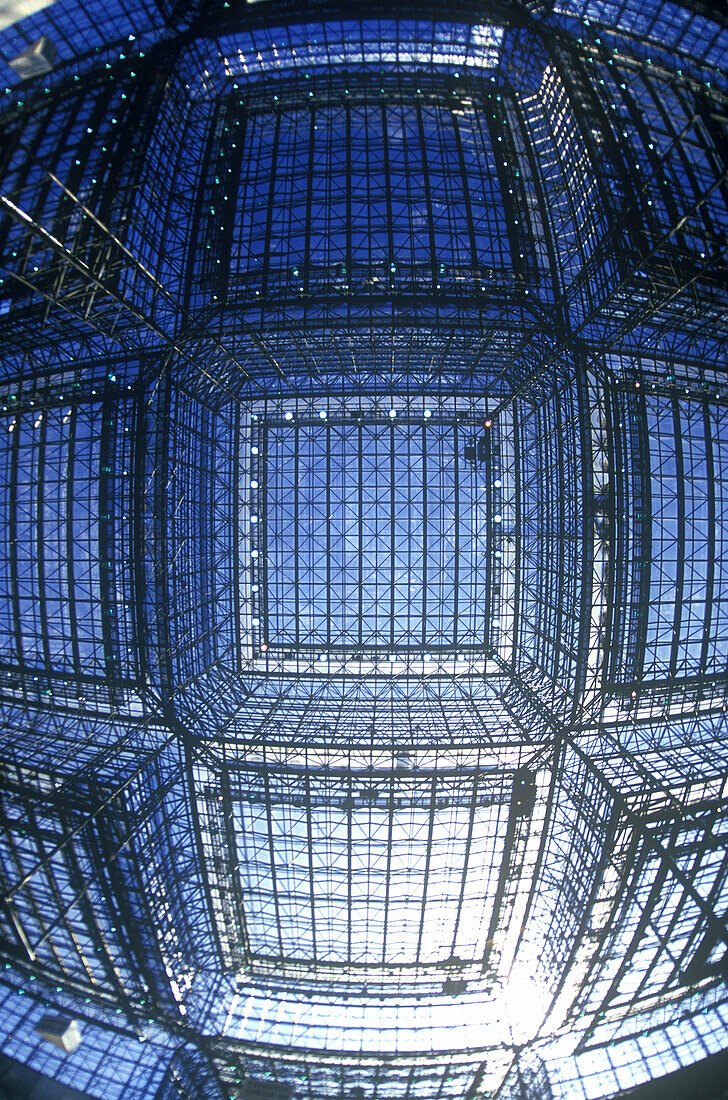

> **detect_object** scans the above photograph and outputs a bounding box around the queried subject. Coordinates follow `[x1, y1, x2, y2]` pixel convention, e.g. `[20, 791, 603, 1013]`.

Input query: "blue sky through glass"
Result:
[261, 417, 492, 654]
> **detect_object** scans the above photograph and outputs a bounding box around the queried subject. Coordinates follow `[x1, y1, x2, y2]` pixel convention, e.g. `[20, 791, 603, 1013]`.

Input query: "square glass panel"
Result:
[255, 416, 493, 656]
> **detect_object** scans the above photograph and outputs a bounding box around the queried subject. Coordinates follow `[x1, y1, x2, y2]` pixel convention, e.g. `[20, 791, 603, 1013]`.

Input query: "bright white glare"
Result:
[471, 24, 498, 48]
[0, 0, 55, 33]
[498, 964, 553, 1043]
[224, 967, 553, 1054]
[217, 22, 504, 91]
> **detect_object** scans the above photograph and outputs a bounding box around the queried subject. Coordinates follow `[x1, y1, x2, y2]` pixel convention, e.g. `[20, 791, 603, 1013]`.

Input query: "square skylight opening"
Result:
[248, 411, 498, 664]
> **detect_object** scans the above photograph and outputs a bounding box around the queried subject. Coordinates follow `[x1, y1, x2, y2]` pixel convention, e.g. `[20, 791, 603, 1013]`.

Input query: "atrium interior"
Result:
[0, 0, 727, 1097]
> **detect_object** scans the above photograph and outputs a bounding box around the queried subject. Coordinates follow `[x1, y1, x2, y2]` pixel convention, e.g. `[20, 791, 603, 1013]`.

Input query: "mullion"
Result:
[389, 419, 396, 652]
[327, 415, 334, 646]
[294, 422, 300, 653]
[698, 400, 715, 687]
[421, 420, 428, 649]
[669, 396, 686, 680]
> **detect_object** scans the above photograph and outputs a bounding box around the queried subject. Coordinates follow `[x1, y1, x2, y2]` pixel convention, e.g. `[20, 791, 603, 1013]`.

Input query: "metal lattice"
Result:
[0, 1, 727, 1098]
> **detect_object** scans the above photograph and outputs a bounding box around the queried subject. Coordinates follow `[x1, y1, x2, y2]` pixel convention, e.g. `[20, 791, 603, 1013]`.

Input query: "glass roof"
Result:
[0, 1, 726, 1099]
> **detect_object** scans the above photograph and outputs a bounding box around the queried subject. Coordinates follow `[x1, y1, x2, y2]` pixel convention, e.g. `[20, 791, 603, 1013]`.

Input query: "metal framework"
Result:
[0, 0, 726, 1097]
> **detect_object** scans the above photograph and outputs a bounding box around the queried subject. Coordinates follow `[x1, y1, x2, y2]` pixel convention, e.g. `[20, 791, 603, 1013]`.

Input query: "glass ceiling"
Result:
[0, 1, 726, 1099]
[260, 412, 495, 656]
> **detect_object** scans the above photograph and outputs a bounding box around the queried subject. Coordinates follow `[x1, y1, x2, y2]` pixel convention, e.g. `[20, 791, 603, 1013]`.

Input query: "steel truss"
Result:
[0, 2, 726, 1099]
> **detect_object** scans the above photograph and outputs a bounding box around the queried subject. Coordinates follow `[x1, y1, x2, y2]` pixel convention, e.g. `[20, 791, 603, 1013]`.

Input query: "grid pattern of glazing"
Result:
[0, 374, 136, 707]
[261, 416, 493, 655]
[213, 20, 504, 87]
[196, 759, 528, 978]
[0, 1, 726, 1099]
[0, 0, 163, 83]
[148, 379, 238, 690]
[222, 96, 517, 295]
[643, 392, 728, 683]
[0, 982, 173, 1100]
